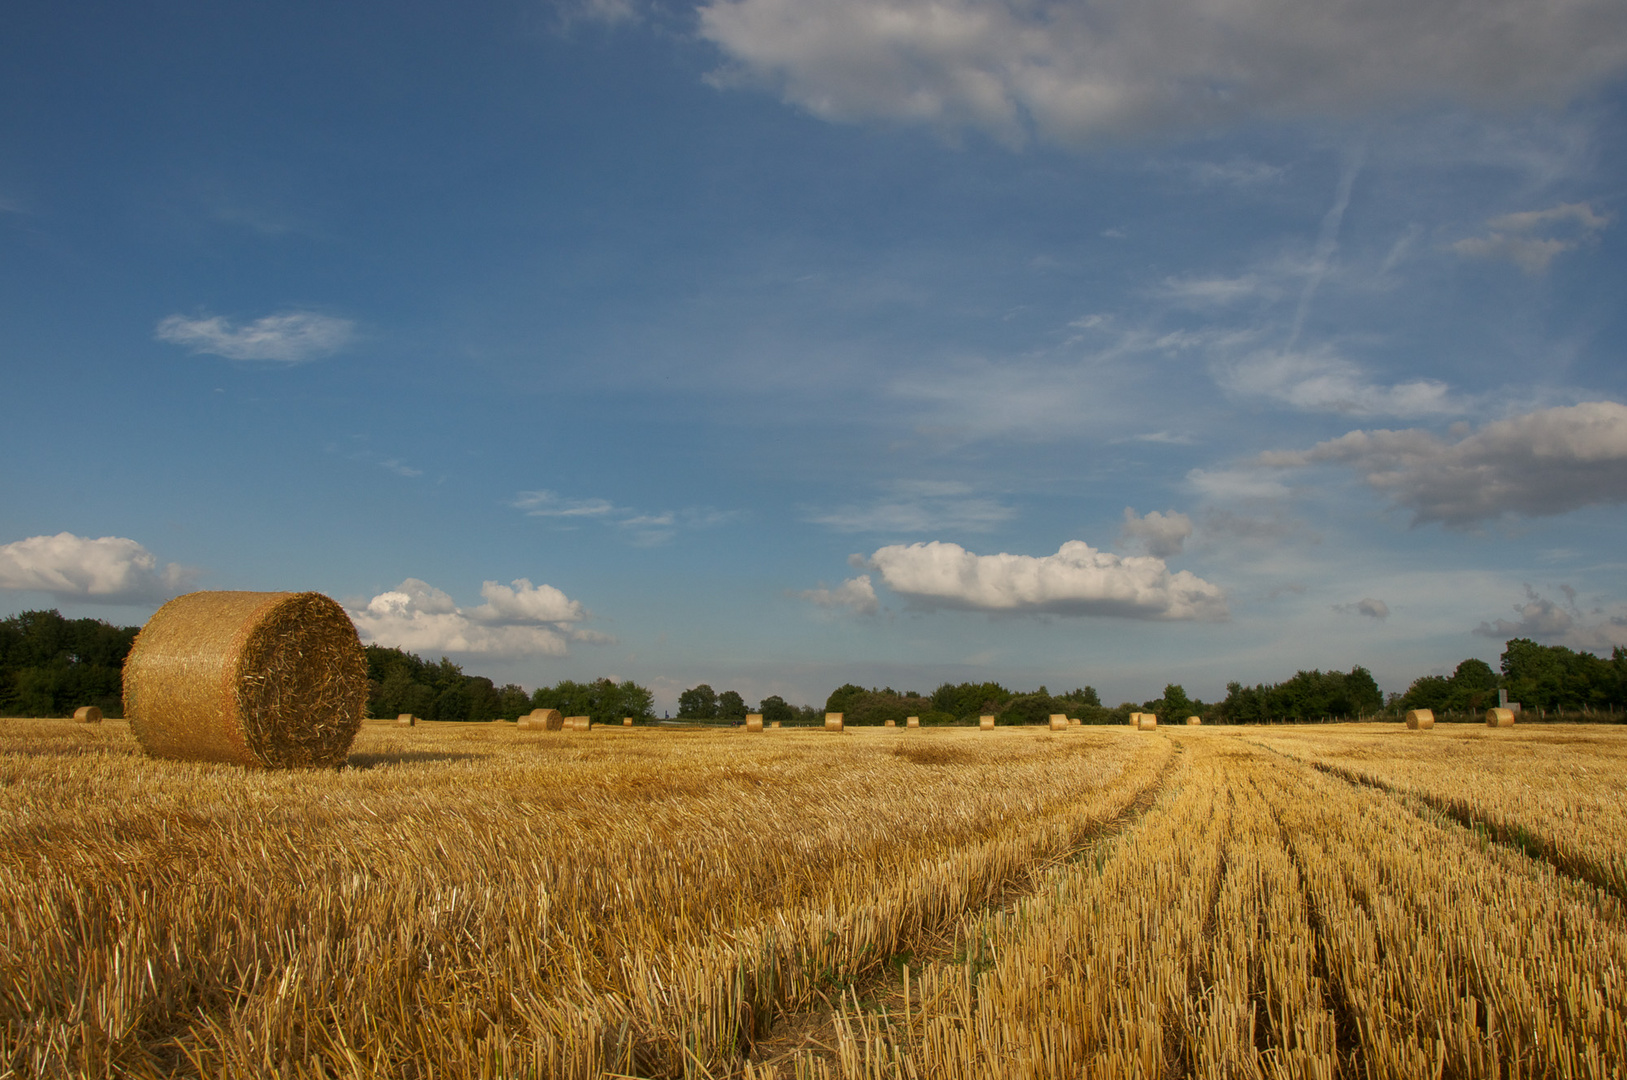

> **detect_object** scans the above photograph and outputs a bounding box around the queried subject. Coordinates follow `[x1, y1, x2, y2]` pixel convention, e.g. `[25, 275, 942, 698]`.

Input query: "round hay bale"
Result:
[397, 713, 416, 727]
[73, 705, 103, 724]
[1137, 714, 1158, 730]
[884, 718, 896, 727]
[906, 715, 920, 728]
[1069, 717, 1081, 725]
[1049, 713, 1068, 731]
[123, 591, 366, 768]
[1128, 712, 1142, 728]
[623, 716, 634, 726]
[1404, 709, 1434, 730]
[770, 720, 781, 728]
[1486, 707, 1515, 727]
[524, 708, 563, 731]
[1186, 715, 1202, 726]
[979, 715, 995, 730]
[563, 715, 591, 731]
[746, 713, 764, 732]
[825, 712, 844, 731]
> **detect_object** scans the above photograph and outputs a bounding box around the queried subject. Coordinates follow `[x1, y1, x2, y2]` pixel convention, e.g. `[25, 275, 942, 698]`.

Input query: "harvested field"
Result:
[1, 718, 1623, 1078]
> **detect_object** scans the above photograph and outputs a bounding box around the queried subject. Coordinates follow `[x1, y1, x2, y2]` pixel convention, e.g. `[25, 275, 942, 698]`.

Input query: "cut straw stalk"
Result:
[122, 590, 366, 768]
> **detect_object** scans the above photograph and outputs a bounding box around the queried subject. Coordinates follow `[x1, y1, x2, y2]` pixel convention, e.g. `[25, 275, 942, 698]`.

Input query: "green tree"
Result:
[823, 683, 869, 716]
[678, 684, 719, 719]
[717, 689, 748, 720]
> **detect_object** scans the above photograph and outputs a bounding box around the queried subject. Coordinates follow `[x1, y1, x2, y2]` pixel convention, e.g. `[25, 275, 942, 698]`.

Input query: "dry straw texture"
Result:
[906, 716, 920, 728]
[1487, 707, 1516, 727]
[72, 706, 102, 724]
[980, 715, 995, 730]
[825, 712, 844, 732]
[567, 716, 591, 731]
[1405, 709, 1435, 730]
[1070, 717, 1081, 725]
[623, 717, 633, 727]
[123, 591, 366, 769]
[770, 720, 781, 728]
[884, 719, 896, 728]
[745, 714, 764, 732]
[396, 713, 415, 728]
[1138, 713, 1159, 730]
[1187, 715, 1202, 726]
[521, 709, 563, 732]
[1049, 714, 1068, 731]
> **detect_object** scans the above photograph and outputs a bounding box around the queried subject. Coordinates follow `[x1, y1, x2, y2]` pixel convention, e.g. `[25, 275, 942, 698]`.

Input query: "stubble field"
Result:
[2, 717, 1623, 1079]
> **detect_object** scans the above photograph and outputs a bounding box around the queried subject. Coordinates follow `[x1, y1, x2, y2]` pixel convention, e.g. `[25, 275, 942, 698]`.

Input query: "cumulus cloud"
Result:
[799, 575, 880, 615]
[696, 0, 1627, 146]
[155, 310, 355, 363]
[1258, 401, 1627, 527]
[347, 576, 609, 656]
[862, 539, 1226, 620]
[0, 532, 191, 602]
[1120, 508, 1192, 558]
[807, 480, 1014, 533]
[1474, 585, 1627, 652]
[1335, 597, 1390, 619]
[1453, 202, 1611, 273]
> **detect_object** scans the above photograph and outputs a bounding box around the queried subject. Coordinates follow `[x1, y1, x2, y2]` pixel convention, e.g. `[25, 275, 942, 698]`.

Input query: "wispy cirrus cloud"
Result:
[512, 490, 740, 546]
[155, 310, 355, 363]
[1453, 202, 1611, 273]
[806, 480, 1014, 534]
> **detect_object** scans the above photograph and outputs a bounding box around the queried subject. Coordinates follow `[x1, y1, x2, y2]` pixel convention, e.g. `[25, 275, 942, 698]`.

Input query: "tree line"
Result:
[3, 608, 1621, 725]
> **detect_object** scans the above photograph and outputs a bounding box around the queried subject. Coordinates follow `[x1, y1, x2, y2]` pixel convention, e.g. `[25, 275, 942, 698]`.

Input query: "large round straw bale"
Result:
[397, 713, 415, 727]
[825, 712, 844, 731]
[1137, 714, 1158, 730]
[123, 591, 366, 768]
[73, 705, 103, 724]
[1049, 713, 1068, 731]
[906, 715, 920, 728]
[525, 708, 563, 731]
[1186, 716, 1202, 726]
[567, 715, 591, 731]
[1486, 707, 1515, 727]
[1405, 709, 1434, 730]
[746, 713, 764, 732]
[979, 714, 995, 730]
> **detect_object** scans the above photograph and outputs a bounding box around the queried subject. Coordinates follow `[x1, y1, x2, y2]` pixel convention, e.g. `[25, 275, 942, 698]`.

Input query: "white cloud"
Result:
[1187, 468, 1291, 502]
[1217, 346, 1457, 417]
[1335, 597, 1390, 619]
[512, 491, 619, 518]
[807, 480, 1014, 533]
[154, 310, 355, 363]
[1473, 585, 1627, 652]
[863, 539, 1227, 620]
[1157, 273, 1280, 307]
[1258, 401, 1627, 527]
[1452, 201, 1611, 273]
[347, 576, 608, 657]
[696, 0, 1627, 146]
[799, 575, 880, 615]
[0, 533, 191, 602]
[1120, 508, 1192, 559]
[512, 490, 738, 546]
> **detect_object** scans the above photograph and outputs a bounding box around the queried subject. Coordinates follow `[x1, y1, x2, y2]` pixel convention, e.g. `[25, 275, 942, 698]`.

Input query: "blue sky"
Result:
[4, 0, 1626, 712]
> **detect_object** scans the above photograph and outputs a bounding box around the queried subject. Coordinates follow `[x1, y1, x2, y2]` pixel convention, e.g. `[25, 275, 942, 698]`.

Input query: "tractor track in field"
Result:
[734, 742, 1185, 1076]
[1302, 759, 1627, 908]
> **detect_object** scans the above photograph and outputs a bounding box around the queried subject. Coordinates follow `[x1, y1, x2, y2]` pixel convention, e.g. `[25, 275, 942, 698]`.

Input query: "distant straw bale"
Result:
[1405, 709, 1434, 730]
[884, 719, 896, 727]
[73, 706, 102, 724]
[623, 717, 633, 727]
[1049, 713, 1068, 731]
[1137, 714, 1158, 730]
[746, 714, 763, 732]
[524, 709, 563, 731]
[906, 716, 920, 728]
[825, 712, 844, 731]
[1486, 707, 1515, 727]
[770, 720, 781, 728]
[567, 715, 591, 731]
[397, 713, 415, 727]
[1186, 716, 1202, 726]
[1069, 718, 1080, 725]
[979, 715, 995, 730]
[123, 590, 366, 768]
